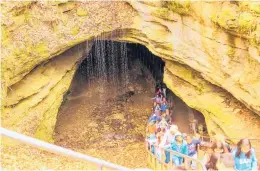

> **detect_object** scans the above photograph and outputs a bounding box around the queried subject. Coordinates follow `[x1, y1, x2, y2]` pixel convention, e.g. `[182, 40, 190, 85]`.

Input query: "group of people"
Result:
[202, 137, 258, 171]
[146, 82, 258, 170]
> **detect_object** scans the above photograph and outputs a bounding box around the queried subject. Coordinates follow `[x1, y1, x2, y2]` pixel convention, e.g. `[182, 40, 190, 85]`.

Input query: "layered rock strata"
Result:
[1, 1, 260, 143]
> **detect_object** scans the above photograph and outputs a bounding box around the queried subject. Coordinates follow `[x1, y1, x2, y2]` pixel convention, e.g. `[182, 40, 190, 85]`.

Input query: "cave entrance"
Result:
[54, 40, 207, 167]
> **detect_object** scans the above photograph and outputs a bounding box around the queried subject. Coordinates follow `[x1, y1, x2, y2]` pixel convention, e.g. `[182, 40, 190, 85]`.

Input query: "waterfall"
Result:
[83, 39, 129, 97]
[119, 42, 129, 91]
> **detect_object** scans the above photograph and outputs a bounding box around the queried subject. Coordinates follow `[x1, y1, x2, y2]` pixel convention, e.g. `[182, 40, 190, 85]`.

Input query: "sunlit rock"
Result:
[1, 1, 260, 144]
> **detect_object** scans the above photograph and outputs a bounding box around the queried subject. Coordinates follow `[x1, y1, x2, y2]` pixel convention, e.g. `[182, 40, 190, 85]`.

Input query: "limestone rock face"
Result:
[1, 1, 260, 142]
[164, 61, 260, 146]
[2, 42, 93, 142]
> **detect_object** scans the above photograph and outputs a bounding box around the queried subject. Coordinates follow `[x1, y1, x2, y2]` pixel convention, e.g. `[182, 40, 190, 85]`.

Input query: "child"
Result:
[170, 132, 188, 166]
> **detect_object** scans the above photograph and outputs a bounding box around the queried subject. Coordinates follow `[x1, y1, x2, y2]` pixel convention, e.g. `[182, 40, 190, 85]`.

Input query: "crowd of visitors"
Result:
[146, 82, 258, 170]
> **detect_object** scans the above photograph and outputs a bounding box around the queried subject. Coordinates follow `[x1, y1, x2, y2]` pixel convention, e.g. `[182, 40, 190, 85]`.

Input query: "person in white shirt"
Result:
[159, 125, 181, 163]
[160, 125, 179, 147]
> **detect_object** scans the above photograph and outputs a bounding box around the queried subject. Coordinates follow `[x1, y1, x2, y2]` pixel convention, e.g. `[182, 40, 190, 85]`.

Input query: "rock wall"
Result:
[1, 1, 260, 142]
[2, 42, 93, 142]
[164, 61, 260, 146]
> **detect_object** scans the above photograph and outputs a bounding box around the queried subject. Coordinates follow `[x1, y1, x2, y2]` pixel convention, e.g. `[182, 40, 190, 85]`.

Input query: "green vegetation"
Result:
[162, 0, 191, 15]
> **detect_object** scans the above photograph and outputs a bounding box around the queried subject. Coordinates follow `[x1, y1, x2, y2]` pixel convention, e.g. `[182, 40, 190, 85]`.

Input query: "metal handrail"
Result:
[145, 140, 207, 171]
[0, 127, 132, 171]
[198, 135, 260, 152]
[199, 135, 260, 142]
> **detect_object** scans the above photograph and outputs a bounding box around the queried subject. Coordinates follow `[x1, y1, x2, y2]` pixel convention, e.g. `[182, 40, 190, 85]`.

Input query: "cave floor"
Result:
[54, 59, 154, 168]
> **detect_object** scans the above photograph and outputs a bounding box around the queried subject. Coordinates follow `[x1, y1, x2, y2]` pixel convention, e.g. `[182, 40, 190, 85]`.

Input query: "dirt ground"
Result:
[54, 59, 155, 168]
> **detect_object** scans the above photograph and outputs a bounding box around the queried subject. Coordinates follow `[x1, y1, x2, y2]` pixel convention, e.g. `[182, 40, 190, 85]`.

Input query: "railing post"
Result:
[160, 147, 163, 170]
[145, 139, 207, 171]
[170, 150, 173, 169]
[154, 146, 157, 169]
[197, 144, 200, 169]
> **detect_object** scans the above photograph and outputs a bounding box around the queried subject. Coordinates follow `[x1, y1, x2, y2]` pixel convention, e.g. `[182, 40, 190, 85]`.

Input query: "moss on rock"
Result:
[152, 8, 170, 19]
[71, 26, 80, 36]
[76, 7, 88, 16]
[162, 0, 191, 15]
[35, 43, 50, 58]
[211, 3, 258, 36]
[238, 12, 256, 33]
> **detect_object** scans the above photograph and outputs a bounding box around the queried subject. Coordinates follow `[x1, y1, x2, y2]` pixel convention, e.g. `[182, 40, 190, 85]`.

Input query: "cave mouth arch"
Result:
[54, 40, 206, 167]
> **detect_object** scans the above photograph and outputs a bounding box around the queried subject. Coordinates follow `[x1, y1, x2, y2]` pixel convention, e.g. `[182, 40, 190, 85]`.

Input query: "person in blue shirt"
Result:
[161, 100, 168, 114]
[154, 104, 161, 113]
[170, 132, 188, 166]
[147, 114, 157, 123]
[152, 94, 162, 105]
[232, 138, 258, 171]
[160, 125, 180, 164]
[186, 134, 201, 169]
[148, 133, 157, 154]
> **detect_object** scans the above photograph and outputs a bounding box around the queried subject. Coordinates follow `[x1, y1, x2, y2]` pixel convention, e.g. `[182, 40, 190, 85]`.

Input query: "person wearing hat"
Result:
[170, 132, 188, 166]
[159, 125, 181, 164]
[160, 125, 180, 148]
